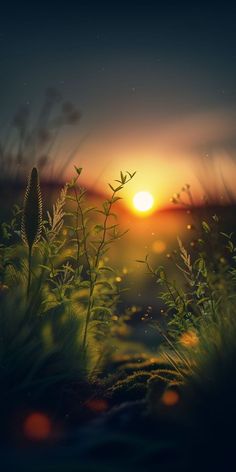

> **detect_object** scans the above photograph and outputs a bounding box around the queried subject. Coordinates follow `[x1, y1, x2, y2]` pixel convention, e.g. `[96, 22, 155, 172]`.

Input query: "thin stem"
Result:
[82, 192, 115, 351]
[73, 186, 81, 277]
[27, 246, 32, 299]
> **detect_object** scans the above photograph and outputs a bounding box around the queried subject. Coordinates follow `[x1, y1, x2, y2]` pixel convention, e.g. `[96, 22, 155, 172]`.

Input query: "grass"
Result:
[0, 165, 136, 436]
[1, 164, 236, 470]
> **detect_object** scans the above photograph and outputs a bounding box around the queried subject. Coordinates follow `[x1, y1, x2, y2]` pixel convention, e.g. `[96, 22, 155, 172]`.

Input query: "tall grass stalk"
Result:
[21, 167, 42, 298]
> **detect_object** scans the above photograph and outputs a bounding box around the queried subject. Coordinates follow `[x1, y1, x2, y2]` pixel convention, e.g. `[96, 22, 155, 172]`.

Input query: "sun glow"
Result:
[133, 191, 154, 213]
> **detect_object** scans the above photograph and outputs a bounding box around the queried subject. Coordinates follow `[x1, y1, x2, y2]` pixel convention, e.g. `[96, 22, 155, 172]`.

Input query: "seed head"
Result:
[21, 167, 42, 251]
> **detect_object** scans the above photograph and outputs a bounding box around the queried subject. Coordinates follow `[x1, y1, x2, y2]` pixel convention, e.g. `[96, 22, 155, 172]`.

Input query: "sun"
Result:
[133, 191, 154, 212]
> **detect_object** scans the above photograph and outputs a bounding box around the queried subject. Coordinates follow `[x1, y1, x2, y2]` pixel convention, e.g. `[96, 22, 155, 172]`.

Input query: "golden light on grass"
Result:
[133, 191, 154, 213]
[180, 330, 199, 347]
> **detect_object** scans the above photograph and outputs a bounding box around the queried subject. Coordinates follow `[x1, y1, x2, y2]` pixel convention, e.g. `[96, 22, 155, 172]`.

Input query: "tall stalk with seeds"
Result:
[21, 167, 42, 297]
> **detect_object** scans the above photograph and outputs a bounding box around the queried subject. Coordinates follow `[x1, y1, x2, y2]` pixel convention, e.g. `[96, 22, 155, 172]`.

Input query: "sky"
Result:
[1, 2, 236, 210]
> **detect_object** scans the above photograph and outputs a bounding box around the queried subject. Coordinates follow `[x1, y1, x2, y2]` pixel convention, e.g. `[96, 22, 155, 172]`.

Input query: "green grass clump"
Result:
[138, 186, 236, 393]
[0, 166, 135, 429]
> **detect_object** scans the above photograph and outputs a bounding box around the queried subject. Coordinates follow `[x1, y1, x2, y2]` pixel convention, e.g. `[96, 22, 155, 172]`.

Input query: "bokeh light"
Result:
[23, 412, 52, 441]
[152, 239, 167, 254]
[161, 390, 179, 406]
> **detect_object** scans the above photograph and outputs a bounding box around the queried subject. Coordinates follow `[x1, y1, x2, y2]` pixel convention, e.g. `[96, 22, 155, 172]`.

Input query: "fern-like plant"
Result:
[21, 167, 42, 297]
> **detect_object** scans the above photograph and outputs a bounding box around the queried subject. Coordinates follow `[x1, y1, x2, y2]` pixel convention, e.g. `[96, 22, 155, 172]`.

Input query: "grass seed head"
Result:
[21, 167, 42, 251]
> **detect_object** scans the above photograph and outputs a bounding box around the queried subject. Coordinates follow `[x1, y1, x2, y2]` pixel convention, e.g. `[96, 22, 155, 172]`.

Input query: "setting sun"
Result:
[133, 191, 154, 212]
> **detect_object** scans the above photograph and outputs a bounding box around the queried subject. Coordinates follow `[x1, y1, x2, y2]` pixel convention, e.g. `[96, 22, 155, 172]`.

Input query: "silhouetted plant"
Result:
[0, 165, 135, 415]
[0, 89, 82, 184]
[138, 185, 236, 387]
[21, 167, 42, 297]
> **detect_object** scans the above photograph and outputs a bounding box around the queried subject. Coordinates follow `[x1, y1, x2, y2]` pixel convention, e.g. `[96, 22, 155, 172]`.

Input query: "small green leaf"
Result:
[99, 266, 115, 273]
[202, 221, 211, 233]
[91, 306, 113, 315]
[74, 166, 82, 175]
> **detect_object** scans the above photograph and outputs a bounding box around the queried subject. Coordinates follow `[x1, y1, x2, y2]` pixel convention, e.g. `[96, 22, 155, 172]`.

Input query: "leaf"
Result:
[74, 166, 82, 175]
[79, 280, 90, 288]
[39, 265, 51, 272]
[102, 201, 109, 215]
[95, 281, 114, 290]
[111, 196, 122, 203]
[99, 266, 115, 273]
[91, 306, 113, 315]
[109, 184, 116, 192]
[94, 224, 104, 233]
[120, 171, 126, 184]
[202, 221, 211, 233]
[66, 195, 76, 202]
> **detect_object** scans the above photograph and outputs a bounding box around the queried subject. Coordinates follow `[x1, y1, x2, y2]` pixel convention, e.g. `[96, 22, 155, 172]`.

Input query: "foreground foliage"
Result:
[0, 166, 135, 421]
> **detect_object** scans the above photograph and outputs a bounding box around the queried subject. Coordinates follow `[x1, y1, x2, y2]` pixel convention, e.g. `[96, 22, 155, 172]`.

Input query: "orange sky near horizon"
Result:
[54, 107, 236, 214]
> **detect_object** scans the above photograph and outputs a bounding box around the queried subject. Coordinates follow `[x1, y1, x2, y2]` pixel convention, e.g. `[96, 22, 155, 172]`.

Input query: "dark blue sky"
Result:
[1, 2, 236, 126]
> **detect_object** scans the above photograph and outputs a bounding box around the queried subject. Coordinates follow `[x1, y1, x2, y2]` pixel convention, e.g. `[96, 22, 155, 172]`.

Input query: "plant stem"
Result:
[73, 186, 81, 277]
[82, 192, 114, 351]
[27, 246, 32, 299]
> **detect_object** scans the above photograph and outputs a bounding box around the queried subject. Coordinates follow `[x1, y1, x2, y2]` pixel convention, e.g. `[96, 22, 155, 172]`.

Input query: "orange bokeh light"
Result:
[161, 390, 179, 406]
[152, 239, 166, 254]
[23, 412, 52, 441]
[86, 399, 109, 413]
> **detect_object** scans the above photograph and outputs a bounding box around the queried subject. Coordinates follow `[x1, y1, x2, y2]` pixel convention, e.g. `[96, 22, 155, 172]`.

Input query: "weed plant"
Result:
[0, 165, 135, 425]
[138, 185, 236, 388]
[0, 89, 82, 184]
